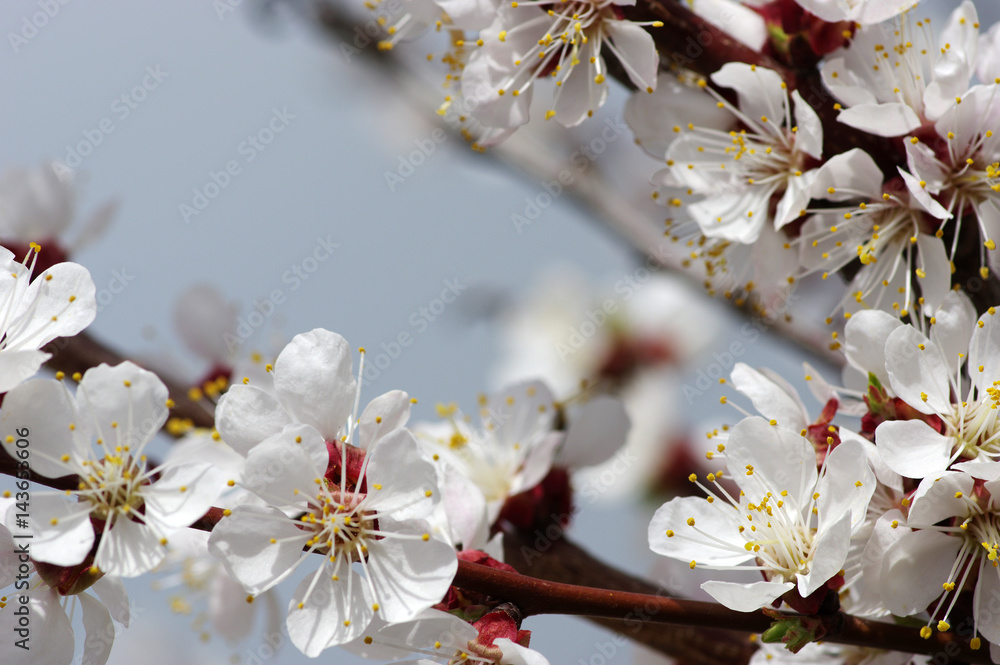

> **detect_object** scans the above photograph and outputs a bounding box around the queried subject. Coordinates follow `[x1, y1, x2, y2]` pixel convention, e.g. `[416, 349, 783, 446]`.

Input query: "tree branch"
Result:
[454, 557, 989, 664]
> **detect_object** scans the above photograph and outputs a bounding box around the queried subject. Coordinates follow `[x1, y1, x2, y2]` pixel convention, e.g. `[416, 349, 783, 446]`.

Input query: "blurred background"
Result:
[1, 0, 995, 663]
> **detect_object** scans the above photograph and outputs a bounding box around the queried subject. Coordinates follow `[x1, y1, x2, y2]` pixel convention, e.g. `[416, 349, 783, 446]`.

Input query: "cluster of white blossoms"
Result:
[618, 1, 1000, 318]
[650, 289, 1000, 655]
[18, 0, 1000, 663]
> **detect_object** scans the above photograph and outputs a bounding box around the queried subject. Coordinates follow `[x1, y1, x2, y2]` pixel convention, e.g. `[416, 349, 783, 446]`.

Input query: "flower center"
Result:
[77, 452, 149, 521]
[950, 386, 1000, 459]
[301, 489, 376, 560]
[740, 488, 816, 581]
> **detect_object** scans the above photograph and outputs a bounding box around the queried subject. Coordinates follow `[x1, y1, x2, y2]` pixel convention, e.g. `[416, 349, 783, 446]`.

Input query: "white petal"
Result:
[24, 494, 94, 567]
[816, 438, 875, 529]
[95, 515, 165, 577]
[90, 576, 130, 627]
[0, 377, 86, 478]
[77, 361, 169, 450]
[648, 496, 752, 566]
[791, 91, 822, 160]
[0, 519, 16, 588]
[837, 103, 921, 137]
[365, 428, 438, 520]
[143, 462, 224, 528]
[974, 560, 1000, 645]
[207, 505, 307, 594]
[914, 234, 951, 314]
[242, 424, 328, 508]
[970, 310, 1000, 395]
[900, 169, 951, 219]
[0, 587, 73, 665]
[484, 380, 557, 452]
[853, 509, 906, 617]
[880, 529, 961, 616]
[625, 75, 731, 160]
[495, 638, 552, 665]
[730, 363, 807, 430]
[208, 571, 258, 642]
[554, 42, 607, 128]
[604, 21, 658, 92]
[273, 329, 356, 441]
[688, 0, 766, 49]
[0, 349, 48, 392]
[689, 190, 770, 243]
[884, 325, 952, 416]
[844, 309, 903, 385]
[5, 261, 96, 350]
[173, 284, 239, 364]
[79, 591, 115, 665]
[700, 580, 793, 612]
[811, 148, 884, 202]
[365, 529, 457, 623]
[931, 291, 976, 378]
[214, 385, 293, 456]
[711, 63, 787, 127]
[774, 170, 816, 229]
[726, 417, 817, 506]
[875, 419, 953, 479]
[514, 431, 562, 494]
[359, 390, 411, 450]
[798, 512, 850, 597]
[287, 570, 373, 656]
[908, 472, 973, 526]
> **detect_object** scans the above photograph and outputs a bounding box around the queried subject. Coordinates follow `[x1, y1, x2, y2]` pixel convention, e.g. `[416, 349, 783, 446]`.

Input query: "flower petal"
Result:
[730, 363, 807, 431]
[365, 527, 458, 623]
[287, 569, 373, 656]
[884, 324, 952, 416]
[215, 385, 293, 456]
[359, 390, 412, 450]
[77, 362, 169, 452]
[272, 329, 356, 441]
[648, 496, 753, 567]
[79, 591, 115, 665]
[242, 424, 329, 508]
[23, 493, 94, 567]
[880, 529, 961, 616]
[874, 419, 953, 479]
[207, 504, 308, 595]
[95, 515, 165, 578]
[365, 428, 439, 520]
[700, 580, 793, 612]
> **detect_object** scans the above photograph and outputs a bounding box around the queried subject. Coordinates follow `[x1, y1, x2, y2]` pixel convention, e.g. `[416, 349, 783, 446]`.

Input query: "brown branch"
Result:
[500, 529, 756, 665]
[454, 558, 990, 664]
